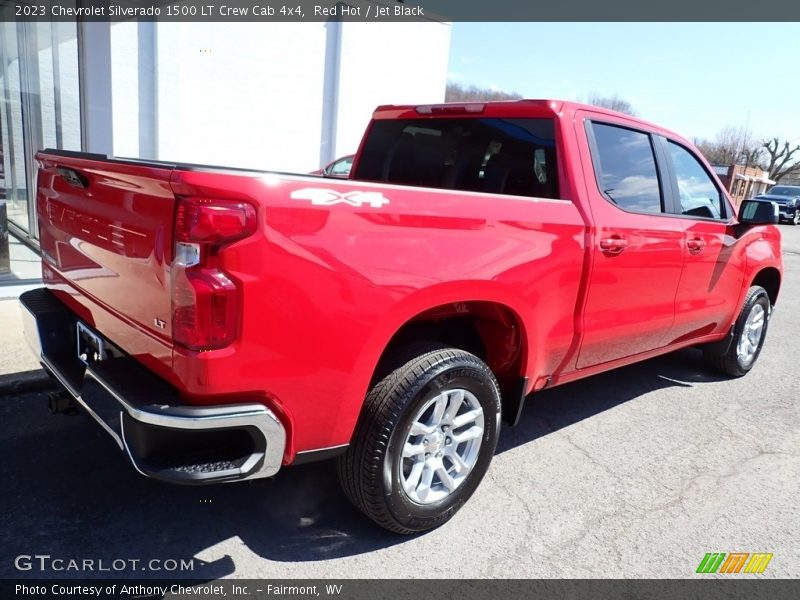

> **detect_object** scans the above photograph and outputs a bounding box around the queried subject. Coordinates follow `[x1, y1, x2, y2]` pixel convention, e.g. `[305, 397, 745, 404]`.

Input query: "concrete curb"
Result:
[0, 369, 56, 396]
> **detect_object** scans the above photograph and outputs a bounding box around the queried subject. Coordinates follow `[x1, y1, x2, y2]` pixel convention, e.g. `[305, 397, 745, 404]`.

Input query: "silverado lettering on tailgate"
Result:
[44, 200, 149, 258]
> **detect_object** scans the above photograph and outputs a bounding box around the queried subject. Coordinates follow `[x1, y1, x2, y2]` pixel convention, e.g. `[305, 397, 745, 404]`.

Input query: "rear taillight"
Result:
[171, 197, 256, 351]
[175, 198, 256, 245]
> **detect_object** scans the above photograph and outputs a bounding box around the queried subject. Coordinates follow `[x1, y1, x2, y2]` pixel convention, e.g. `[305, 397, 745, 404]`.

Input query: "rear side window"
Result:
[353, 118, 559, 198]
[589, 122, 663, 214]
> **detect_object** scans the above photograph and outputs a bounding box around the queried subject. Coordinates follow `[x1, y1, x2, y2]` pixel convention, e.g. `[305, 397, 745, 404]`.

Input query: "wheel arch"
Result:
[372, 299, 528, 389]
[751, 266, 781, 306]
[339, 284, 535, 442]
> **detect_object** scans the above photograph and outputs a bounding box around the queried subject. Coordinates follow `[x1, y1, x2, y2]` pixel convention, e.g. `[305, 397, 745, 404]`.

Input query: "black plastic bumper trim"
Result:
[292, 444, 349, 466]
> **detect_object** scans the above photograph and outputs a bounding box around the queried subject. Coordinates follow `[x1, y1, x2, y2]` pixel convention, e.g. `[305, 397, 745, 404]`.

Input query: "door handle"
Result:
[599, 236, 628, 254]
[687, 237, 706, 254]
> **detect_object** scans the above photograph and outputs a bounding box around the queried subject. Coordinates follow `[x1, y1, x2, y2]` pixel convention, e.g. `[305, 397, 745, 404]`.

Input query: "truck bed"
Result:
[34, 148, 587, 457]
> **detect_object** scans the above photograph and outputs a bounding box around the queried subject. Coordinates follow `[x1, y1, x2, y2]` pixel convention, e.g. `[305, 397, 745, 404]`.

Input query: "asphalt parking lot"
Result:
[1, 226, 798, 580]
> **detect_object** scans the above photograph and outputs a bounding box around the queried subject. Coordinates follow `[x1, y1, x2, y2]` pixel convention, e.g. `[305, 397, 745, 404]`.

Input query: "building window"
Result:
[0, 19, 80, 238]
[1, 17, 80, 283]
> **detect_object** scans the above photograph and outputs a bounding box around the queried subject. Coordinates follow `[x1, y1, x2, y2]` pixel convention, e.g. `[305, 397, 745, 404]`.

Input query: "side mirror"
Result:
[738, 199, 778, 225]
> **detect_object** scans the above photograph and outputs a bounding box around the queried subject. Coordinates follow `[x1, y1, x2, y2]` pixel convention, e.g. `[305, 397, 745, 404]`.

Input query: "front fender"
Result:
[739, 226, 783, 309]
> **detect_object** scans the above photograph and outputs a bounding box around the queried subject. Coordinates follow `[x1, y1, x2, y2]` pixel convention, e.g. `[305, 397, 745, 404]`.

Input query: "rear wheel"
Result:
[703, 286, 770, 377]
[337, 345, 501, 534]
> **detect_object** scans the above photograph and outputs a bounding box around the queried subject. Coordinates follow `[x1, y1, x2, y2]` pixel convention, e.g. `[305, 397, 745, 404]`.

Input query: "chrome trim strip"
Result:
[39, 354, 80, 398]
[119, 415, 150, 478]
[39, 358, 124, 450]
[74, 397, 125, 451]
[295, 443, 349, 457]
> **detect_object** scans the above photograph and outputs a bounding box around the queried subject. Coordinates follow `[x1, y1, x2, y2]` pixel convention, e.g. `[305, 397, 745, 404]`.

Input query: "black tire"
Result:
[337, 344, 501, 534]
[703, 286, 771, 377]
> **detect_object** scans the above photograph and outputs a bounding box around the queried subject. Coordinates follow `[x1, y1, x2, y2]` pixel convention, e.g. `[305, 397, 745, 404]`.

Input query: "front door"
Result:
[662, 139, 745, 342]
[575, 115, 686, 369]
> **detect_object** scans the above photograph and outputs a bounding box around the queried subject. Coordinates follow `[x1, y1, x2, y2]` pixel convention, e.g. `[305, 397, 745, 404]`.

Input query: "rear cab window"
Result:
[353, 117, 559, 199]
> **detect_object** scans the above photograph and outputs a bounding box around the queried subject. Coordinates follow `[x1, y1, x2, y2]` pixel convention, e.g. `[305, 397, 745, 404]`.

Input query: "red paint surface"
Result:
[34, 101, 783, 463]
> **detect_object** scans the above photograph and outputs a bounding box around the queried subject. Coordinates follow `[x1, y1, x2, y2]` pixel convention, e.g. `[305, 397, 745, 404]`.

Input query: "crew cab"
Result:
[20, 100, 782, 534]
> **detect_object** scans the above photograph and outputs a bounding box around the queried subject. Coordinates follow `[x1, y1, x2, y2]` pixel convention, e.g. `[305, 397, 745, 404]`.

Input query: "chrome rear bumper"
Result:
[20, 288, 285, 485]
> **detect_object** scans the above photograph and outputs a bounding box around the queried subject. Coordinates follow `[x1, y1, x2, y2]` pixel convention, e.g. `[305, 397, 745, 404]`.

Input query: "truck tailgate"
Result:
[36, 151, 176, 344]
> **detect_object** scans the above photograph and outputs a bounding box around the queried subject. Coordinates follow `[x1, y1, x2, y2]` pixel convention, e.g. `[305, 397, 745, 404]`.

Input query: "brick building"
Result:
[713, 164, 775, 207]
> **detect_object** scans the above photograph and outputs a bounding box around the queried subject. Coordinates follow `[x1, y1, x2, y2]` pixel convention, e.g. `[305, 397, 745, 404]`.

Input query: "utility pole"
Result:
[739, 111, 752, 201]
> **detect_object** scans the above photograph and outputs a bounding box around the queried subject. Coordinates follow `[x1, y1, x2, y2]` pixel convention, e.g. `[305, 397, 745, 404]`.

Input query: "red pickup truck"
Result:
[21, 100, 782, 534]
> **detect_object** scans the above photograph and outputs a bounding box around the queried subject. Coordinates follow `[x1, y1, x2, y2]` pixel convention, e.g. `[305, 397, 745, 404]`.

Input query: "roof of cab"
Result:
[371, 99, 691, 148]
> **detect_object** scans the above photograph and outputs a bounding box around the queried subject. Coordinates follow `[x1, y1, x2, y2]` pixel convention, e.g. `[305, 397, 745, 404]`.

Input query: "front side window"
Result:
[668, 142, 725, 220]
[589, 122, 662, 214]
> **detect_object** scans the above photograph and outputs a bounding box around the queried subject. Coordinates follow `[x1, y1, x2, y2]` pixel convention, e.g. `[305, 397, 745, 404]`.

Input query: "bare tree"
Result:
[761, 138, 800, 183]
[445, 82, 522, 102]
[586, 93, 638, 116]
[693, 126, 762, 167]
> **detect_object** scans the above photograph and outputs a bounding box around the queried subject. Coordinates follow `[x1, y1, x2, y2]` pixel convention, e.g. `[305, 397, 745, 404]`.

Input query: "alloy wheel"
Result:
[737, 303, 766, 366]
[399, 388, 484, 505]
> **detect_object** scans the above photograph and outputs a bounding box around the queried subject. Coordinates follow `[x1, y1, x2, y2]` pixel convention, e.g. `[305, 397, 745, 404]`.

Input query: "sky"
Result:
[447, 23, 800, 144]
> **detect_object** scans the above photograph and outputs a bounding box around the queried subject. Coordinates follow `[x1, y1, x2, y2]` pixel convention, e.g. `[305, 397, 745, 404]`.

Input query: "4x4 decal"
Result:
[290, 188, 390, 208]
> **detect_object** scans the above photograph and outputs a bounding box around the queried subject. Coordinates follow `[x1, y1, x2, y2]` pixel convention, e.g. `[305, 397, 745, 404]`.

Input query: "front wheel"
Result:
[703, 286, 771, 377]
[337, 345, 501, 534]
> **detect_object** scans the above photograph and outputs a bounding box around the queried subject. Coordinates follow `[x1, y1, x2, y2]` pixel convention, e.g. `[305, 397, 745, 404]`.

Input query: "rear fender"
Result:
[335, 282, 536, 442]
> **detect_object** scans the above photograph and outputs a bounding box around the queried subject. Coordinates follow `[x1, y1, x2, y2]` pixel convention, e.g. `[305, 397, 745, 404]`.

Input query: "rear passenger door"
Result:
[659, 138, 744, 342]
[574, 114, 686, 369]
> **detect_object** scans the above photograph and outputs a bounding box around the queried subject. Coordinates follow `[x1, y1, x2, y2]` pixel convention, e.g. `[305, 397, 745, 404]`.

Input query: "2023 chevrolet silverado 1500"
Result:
[21, 100, 782, 533]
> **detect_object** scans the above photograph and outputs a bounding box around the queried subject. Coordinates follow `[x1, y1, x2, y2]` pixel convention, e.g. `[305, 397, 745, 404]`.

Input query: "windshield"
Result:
[769, 186, 800, 196]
